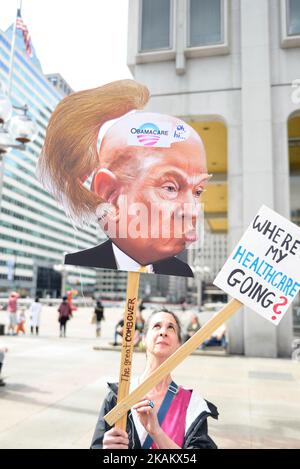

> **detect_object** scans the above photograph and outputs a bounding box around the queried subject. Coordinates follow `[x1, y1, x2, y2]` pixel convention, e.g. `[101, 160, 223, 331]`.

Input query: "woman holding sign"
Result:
[91, 309, 218, 449]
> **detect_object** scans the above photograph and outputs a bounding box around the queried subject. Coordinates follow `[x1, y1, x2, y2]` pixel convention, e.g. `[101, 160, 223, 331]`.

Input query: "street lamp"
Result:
[0, 86, 12, 123]
[54, 263, 73, 297]
[0, 82, 37, 155]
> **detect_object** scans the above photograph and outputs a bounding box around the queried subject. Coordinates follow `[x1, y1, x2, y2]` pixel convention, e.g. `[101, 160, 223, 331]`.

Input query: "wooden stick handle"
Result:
[105, 298, 242, 426]
[114, 272, 140, 431]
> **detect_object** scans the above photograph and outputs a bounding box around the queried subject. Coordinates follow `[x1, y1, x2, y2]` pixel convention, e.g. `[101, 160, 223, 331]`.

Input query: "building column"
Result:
[0, 159, 5, 209]
[227, 121, 244, 354]
[240, 0, 277, 357]
[273, 117, 293, 357]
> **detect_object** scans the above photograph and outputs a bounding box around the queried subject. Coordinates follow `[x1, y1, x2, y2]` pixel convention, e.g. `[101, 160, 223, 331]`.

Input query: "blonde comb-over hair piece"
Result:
[37, 79, 150, 224]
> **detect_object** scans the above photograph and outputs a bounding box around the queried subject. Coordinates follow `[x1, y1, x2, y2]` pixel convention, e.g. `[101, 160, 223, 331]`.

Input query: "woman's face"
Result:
[144, 312, 181, 359]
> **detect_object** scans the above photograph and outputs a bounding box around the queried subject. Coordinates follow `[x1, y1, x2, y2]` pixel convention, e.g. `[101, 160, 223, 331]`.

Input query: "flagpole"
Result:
[8, 0, 22, 98]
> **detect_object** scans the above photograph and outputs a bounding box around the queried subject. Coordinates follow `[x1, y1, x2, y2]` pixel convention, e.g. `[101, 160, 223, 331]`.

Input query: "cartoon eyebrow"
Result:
[188, 173, 212, 185]
[157, 171, 186, 184]
[154, 168, 212, 186]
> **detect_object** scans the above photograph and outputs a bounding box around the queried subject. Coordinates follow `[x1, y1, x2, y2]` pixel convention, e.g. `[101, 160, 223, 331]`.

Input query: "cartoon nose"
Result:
[176, 191, 199, 219]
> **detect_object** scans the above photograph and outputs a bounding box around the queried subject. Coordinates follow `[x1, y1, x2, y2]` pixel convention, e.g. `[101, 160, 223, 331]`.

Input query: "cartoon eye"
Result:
[162, 184, 177, 192]
[160, 182, 179, 199]
[194, 188, 204, 198]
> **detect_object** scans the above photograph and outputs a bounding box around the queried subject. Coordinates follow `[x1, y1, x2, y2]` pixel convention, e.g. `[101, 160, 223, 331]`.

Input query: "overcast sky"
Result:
[0, 0, 132, 91]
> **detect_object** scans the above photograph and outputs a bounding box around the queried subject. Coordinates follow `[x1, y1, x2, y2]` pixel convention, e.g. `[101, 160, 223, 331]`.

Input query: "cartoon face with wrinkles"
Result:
[92, 112, 210, 266]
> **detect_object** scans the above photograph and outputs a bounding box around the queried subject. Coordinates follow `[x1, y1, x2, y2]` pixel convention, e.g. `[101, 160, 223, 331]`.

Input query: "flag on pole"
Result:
[16, 8, 32, 58]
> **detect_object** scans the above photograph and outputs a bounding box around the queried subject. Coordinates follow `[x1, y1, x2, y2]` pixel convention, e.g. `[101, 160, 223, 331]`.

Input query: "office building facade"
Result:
[0, 27, 98, 297]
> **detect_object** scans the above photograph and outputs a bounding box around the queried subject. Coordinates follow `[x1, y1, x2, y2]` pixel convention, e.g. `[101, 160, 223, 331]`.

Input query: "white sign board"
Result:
[214, 205, 300, 325]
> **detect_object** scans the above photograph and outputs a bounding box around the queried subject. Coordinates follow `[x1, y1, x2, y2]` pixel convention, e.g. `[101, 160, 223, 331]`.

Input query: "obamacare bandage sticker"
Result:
[127, 119, 172, 148]
[214, 205, 300, 325]
[127, 117, 190, 148]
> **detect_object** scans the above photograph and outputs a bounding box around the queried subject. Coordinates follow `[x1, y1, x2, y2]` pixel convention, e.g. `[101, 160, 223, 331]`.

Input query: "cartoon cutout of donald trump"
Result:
[38, 80, 211, 277]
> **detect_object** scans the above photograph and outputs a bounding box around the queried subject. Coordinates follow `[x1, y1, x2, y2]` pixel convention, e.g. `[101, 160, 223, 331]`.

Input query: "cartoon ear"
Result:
[92, 168, 120, 204]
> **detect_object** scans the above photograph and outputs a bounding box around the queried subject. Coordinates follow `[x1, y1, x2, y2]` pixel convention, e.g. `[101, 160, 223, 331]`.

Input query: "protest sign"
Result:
[115, 272, 140, 431]
[104, 205, 300, 425]
[104, 298, 242, 426]
[214, 205, 300, 325]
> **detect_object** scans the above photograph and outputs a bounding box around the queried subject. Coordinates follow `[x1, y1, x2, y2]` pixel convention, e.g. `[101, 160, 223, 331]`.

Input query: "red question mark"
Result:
[272, 296, 288, 321]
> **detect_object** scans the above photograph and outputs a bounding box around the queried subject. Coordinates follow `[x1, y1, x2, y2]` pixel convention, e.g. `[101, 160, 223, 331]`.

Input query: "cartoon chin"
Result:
[152, 239, 185, 258]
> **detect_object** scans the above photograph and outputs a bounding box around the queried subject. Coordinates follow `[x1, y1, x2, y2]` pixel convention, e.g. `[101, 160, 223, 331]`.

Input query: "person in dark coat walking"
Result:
[94, 300, 105, 337]
[58, 296, 72, 338]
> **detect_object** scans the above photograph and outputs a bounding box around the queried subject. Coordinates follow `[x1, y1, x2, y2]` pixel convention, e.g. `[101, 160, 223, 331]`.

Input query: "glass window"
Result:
[140, 0, 171, 51]
[189, 0, 222, 47]
[287, 0, 300, 36]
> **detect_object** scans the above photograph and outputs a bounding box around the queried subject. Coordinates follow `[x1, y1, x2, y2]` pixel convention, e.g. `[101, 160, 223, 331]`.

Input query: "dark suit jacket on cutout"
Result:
[65, 240, 194, 278]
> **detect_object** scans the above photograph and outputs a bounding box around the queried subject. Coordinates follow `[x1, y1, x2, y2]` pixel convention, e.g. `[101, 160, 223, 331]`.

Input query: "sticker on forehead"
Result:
[127, 117, 172, 148]
[171, 123, 190, 143]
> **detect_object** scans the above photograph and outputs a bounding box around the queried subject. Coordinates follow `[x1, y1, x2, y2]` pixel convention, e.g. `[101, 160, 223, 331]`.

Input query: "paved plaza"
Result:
[0, 304, 299, 449]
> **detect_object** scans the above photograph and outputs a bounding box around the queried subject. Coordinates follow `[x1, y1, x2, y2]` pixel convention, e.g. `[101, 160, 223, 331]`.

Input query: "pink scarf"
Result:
[151, 387, 192, 449]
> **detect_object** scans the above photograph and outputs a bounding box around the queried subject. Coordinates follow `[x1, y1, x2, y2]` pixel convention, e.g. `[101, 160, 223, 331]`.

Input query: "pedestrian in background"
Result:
[112, 317, 124, 346]
[15, 307, 26, 335]
[201, 323, 227, 350]
[94, 300, 105, 338]
[138, 299, 146, 314]
[28, 297, 43, 336]
[184, 314, 201, 342]
[58, 296, 72, 338]
[7, 292, 19, 335]
[134, 310, 145, 347]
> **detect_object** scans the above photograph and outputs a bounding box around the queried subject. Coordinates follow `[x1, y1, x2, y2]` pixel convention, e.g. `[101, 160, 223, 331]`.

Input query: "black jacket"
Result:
[91, 383, 218, 450]
[65, 240, 193, 278]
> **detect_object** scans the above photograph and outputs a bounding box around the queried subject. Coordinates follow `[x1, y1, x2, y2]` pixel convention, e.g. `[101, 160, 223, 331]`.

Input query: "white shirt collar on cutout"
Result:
[112, 243, 153, 273]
